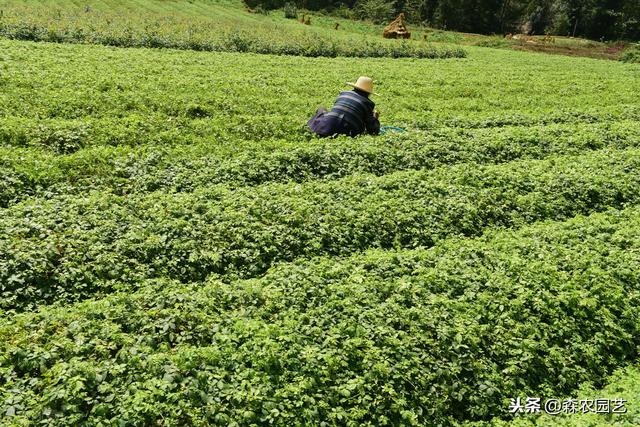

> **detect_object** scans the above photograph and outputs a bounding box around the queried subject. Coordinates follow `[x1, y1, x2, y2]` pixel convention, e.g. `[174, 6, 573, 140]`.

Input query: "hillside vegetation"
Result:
[0, 0, 464, 58]
[1, 0, 640, 425]
[244, 0, 640, 42]
[1, 0, 635, 60]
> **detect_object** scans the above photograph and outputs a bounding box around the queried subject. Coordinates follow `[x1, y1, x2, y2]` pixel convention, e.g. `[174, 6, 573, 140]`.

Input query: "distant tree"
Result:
[284, 1, 298, 18]
[242, 0, 639, 40]
[353, 0, 395, 23]
[615, 0, 639, 39]
[515, 0, 554, 35]
[396, 0, 425, 23]
[244, 0, 286, 9]
[546, 0, 599, 37]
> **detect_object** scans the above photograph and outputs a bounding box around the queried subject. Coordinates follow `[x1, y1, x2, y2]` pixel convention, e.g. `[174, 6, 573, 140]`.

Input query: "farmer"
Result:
[308, 76, 380, 137]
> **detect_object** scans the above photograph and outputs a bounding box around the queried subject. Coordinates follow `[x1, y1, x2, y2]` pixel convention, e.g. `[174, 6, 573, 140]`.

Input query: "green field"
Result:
[0, 0, 464, 58]
[1, 0, 640, 425]
[1, 0, 634, 61]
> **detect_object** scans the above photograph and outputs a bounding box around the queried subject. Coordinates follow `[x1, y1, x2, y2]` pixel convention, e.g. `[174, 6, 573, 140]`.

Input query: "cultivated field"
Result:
[0, 0, 464, 58]
[1, 0, 640, 425]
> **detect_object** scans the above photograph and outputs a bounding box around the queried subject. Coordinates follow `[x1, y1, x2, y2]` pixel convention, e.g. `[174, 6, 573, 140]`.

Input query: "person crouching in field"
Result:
[308, 76, 380, 137]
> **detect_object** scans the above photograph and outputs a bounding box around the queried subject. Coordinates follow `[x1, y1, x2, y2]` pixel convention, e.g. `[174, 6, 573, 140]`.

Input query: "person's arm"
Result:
[366, 109, 380, 135]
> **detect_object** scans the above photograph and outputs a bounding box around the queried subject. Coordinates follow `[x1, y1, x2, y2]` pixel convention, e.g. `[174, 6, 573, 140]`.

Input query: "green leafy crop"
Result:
[1, 207, 640, 425]
[0, 3, 639, 424]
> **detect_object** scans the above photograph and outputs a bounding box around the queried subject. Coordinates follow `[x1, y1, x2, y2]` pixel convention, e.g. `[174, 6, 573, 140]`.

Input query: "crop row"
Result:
[0, 1, 466, 59]
[2, 121, 640, 207]
[2, 39, 638, 131]
[2, 205, 639, 425]
[0, 21, 465, 59]
[3, 148, 640, 311]
[2, 111, 639, 157]
[412, 106, 640, 131]
[3, 113, 639, 156]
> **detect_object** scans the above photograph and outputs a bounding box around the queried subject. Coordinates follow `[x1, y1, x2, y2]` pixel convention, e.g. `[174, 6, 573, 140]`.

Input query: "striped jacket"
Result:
[328, 90, 380, 136]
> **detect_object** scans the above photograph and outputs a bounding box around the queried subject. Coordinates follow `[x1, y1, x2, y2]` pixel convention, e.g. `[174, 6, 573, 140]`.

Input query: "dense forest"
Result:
[244, 0, 640, 40]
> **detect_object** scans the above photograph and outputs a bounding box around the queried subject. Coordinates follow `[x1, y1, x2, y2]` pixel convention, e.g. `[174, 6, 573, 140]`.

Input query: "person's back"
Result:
[329, 89, 380, 136]
[308, 76, 380, 138]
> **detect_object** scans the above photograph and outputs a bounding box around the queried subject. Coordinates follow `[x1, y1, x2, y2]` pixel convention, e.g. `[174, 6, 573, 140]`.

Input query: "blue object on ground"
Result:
[379, 126, 407, 134]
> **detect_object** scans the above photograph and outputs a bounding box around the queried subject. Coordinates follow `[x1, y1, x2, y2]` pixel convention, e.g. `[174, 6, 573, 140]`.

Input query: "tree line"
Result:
[244, 0, 640, 40]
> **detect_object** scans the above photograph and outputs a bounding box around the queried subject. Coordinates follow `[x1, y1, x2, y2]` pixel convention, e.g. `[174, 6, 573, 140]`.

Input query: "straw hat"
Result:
[346, 76, 378, 95]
